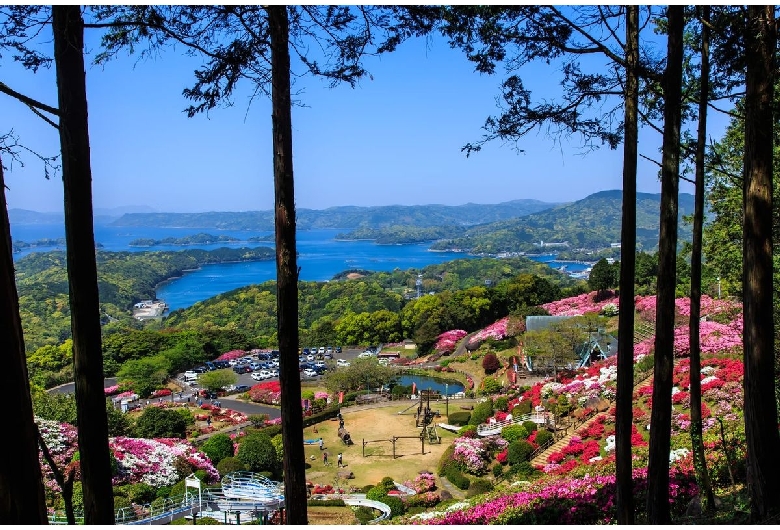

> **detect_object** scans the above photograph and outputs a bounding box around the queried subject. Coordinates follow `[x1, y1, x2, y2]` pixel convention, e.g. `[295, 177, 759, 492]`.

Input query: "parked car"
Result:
[318, 346, 326, 354]
[269, 369, 279, 378]
[303, 368, 318, 377]
[251, 372, 264, 381]
[337, 359, 350, 367]
[314, 361, 326, 368]
[233, 364, 251, 374]
[358, 351, 373, 359]
[234, 385, 250, 393]
[302, 348, 310, 355]
[249, 362, 262, 371]
[258, 369, 273, 379]
[204, 362, 216, 371]
[306, 354, 315, 362]
[335, 346, 342, 353]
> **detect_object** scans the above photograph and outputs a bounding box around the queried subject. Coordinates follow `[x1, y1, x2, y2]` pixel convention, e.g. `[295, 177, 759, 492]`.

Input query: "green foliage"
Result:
[458, 425, 478, 437]
[437, 444, 456, 476]
[216, 456, 246, 476]
[366, 485, 388, 501]
[134, 407, 187, 439]
[447, 411, 471, 426]
[271, 434, 284, 462]
[466, 478, 494, 498]
[322, 357, 398, 393]
[236, 433, 280, 477]
[468, 398, 494, 426]
[534, 429, 553, 448]
[522, 421, 538, 433]
[492, 463, 504, 478]
[482, 353, 501, 374]
[354, 505, 377, 524]
[200, 433, 234, 465]
[197, 369, 237, 391]
[380, 494, 405, 517]
[116, 482, 156, 505]
[175, 407, 195, 426]
[31, 387, 78, 425]
[307, 498, 346, 507]
[513, 400, 532, 415]
[106, 399, 132, 436]
[443, 462, 470, 490]
[379, 476, 396, 490]
[117, 356, 172, 398]
[588, 258, 616, 295]
[480, 377, 502, 395]
[494, 396, 509, 412]
[248, 414, 269, 427]
[501, 424, 529, 444]
[507, 440, 535, 465]
[507, 461, 539, 481]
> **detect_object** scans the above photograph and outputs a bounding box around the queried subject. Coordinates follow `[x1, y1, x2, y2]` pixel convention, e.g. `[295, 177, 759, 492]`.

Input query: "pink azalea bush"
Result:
[110, 437, 219, 487]
[413, 467, 697, 524]
[404, 472, 437, 494]
[542, 291, 619, 316]
[435, 329, 467, 353]
[36, 417, 80, 493]
[104, 385, 120, 396]
[216, 349, 247, 361]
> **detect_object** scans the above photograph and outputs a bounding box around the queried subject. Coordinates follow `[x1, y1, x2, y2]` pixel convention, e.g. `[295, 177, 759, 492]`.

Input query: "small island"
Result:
[129, 233, 241, 247]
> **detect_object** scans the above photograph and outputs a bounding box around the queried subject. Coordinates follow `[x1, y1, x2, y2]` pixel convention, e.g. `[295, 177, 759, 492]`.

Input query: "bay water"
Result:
[11, 224, 589, 311]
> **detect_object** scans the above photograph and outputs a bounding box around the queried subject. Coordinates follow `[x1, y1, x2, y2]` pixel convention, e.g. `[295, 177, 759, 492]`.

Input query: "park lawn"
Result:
[306, 506, 359, 525]
[302, 403, 458, 489]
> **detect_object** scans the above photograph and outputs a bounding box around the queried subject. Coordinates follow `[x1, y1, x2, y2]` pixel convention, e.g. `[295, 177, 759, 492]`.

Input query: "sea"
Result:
[10, 224, 590, 312]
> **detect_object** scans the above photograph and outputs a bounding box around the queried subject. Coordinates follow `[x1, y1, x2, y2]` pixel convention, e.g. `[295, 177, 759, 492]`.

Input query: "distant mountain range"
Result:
[428, 190, 696, 253]
[10, 205, 158, 225]
[107, 199, 559, 230]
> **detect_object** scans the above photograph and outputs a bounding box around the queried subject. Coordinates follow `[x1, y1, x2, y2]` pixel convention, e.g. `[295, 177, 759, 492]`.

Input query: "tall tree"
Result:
[615, 5, 638, 524]
[688, 4, 716, 512]
[647, 6, 684, 524]
[52, 5, 114, 523]
[267, 6, 306, 522]
[742, 5, 780, 521]
[0, 152, 48, 524]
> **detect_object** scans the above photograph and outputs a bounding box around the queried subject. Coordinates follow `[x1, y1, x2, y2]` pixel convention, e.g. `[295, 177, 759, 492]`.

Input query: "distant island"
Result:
[335, 225, 464, 245]
[129, 233, 241, 247]
[13, 238, 104, 253]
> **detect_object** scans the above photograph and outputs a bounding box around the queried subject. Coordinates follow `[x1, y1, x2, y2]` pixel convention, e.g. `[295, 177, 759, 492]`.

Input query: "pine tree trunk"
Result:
[647, 5, 683, 524]
[742, 5, 780, 521]
[689, 4, 715, 512]
[52, 5, 115, 524]
[0, 155, 48, 524]
[268, 5, 308, 524]
[615, 5, 638, 524]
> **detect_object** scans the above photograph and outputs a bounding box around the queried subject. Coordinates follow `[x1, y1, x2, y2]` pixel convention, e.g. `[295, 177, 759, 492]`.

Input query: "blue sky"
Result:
[1, 12, 730, 214]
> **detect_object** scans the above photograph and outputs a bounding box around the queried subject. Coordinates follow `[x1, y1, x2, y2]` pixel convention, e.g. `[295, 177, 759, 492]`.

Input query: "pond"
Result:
[393, 374, 464, 395]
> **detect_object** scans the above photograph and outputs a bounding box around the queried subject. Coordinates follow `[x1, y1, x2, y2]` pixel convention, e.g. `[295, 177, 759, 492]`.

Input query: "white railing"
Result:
[476, 412, 548, 436]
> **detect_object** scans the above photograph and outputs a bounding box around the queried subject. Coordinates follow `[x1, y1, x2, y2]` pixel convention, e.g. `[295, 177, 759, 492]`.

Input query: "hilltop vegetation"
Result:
[128, 233, 241, 247]
[429, 190, 696, 254]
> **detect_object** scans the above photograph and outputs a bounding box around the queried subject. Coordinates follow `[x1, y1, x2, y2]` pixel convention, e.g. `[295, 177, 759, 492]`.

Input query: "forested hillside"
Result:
[15, 247, 274, 351]
[110, 198, 558, 230]
[429, 190, 696, 254]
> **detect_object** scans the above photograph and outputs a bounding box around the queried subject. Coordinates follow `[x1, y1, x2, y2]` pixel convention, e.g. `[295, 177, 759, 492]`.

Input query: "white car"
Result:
[318, 346, 325, 354]
[306, 354, 315, 362]
[303, 368, 318, 377]
[258, 369, 273, 379]
[251, 371, 264, 381]
[269, 369, 279, 378]
[358, 351, 372, 359]
[337, 359, 350, 367]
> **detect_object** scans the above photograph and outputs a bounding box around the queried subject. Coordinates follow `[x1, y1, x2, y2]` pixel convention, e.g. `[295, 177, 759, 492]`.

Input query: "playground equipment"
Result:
[49, 472, 288, 525]
[338, 426, 354, 445]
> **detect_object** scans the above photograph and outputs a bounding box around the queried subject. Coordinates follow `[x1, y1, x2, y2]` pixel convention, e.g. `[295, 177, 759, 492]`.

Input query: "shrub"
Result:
[354, 506, 376, 524]
[492, 463, 504, 478]
[444, 462, 470, 490]
[200, 433, 234, 465]
[534, 429, 553, 448]
[447, 411, 471, 426]
[121, 483, 156, 505]
[236, 433, 280, 477]
[501, 424, 529, 444]
[482, 353, 501, 375]
[480, 377, 502, 395]
[494, 396, 509, 412]
[308, 499, 346, 507]
[522, 420, 538, 433]
[468, 398, 494, 426]
[248, 414, 270, 428]
[134, 407, 187, 439]
[467, 478, 493, 498]
[379, 476, 396, 490]
[457, 425, 477, 437]
[361, 484, 374, 494]
[381, 495, 406, 518]
[512, 400, 532, 415]
[507, 440, 535, 465]
[437, 445, 456, 476]
[507, 461, 539, 480]
[366, 485, 388, 501]
[216, 457, 246, 476]
[113, 495, 131, 511]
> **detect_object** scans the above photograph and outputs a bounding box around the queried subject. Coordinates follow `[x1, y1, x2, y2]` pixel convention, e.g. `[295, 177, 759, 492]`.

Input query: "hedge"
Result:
[447, 411, 471, 426]
[444, 462, 470, 490]
[507, 440, 535, 465]
[534, 429, 553, 448]
[466, 478, 493, 498]
[308, 499, 346, 507]
[302, 405, 340, 428]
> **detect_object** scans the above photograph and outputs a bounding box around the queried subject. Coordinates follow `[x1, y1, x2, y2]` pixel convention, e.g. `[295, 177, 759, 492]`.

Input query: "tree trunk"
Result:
[52, 5, 115, 524]
[0, 154, 48, 524]
[743, 5, 780, 522]
[647, 5, 683, 524]
[615, 4, 638, 525]
[689, 4, 716, 512]
[268, 5, 308, 524]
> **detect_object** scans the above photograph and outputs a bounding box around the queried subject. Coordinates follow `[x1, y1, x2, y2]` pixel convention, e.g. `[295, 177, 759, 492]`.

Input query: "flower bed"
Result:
[435, 329, 467, 354]
[249, 381, 282, 405]
[110, 437, 219, 487]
